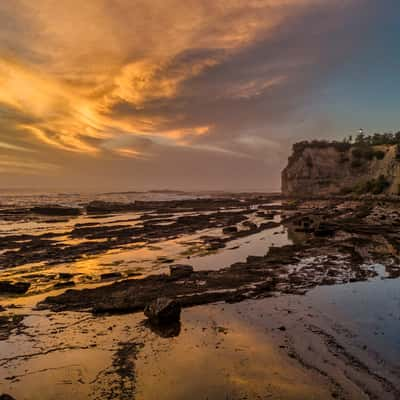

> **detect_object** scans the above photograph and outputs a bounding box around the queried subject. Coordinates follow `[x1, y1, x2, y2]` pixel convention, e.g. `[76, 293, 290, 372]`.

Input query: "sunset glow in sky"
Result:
[0, 1, 398, 191]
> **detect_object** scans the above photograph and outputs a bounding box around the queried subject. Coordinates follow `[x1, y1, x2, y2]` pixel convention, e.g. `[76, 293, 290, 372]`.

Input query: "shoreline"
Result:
[1, 194, 400, 399]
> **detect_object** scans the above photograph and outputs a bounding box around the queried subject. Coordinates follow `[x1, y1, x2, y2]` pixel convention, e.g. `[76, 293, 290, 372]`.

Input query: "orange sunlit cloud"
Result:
[0, 0, 369, 189]
[0, 1, 326, 154]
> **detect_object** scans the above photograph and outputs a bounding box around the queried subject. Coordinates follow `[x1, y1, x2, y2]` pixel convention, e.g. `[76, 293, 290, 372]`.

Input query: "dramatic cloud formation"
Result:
[0, 0, 380, 190]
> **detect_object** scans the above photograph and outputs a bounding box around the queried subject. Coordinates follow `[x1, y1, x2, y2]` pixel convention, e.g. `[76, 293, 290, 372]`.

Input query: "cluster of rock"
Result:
[39, 194, 400, 316]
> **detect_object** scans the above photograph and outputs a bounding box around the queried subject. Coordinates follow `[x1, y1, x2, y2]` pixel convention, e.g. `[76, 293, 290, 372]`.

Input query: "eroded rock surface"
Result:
[282, 142, 400, 196]
[38, 198, 400, 315]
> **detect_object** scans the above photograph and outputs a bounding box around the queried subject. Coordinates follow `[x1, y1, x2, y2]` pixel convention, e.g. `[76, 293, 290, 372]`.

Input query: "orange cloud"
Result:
[0, 0, 364, 178]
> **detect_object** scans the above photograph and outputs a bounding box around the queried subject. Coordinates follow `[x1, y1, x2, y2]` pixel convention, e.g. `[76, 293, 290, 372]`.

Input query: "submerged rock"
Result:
[144, 297, 181, 325]
[169, 264, 193, 279]
[0, 281, 30, 294]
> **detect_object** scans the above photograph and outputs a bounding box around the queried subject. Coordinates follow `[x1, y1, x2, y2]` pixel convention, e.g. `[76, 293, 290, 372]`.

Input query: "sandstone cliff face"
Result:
[282, 144, 400, 196]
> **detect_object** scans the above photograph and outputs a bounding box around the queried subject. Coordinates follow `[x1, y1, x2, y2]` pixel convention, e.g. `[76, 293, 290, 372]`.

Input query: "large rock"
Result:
[144, 297, 181, 325]
[0, 281, 30, 294]
[30, 205, 81, 216]
[169, 264, 193, 279]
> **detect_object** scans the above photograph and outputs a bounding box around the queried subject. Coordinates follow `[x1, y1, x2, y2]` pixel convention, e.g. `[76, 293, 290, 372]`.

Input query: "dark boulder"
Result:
[169, 264, 193, 279]
[144, 297, 181, 325]
[0, 281, 30, 294]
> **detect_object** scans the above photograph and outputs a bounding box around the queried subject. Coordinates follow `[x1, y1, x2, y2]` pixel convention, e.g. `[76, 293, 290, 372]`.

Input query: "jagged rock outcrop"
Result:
[282, 142, 400, 196]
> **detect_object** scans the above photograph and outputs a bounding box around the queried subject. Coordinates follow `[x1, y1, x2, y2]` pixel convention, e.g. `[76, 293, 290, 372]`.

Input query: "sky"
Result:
[0, 0, 399, 192]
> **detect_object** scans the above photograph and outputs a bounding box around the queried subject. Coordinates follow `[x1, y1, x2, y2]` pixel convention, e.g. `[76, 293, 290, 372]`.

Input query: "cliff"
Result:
[282, 141, 400, 196]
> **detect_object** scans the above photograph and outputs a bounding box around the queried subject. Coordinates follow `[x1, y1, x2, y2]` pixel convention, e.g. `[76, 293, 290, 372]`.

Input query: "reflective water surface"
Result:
[1, 193, 400, 399]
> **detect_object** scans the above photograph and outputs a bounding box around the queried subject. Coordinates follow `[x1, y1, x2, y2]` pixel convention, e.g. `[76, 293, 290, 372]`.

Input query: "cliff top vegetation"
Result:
[289, 132, 400, 164]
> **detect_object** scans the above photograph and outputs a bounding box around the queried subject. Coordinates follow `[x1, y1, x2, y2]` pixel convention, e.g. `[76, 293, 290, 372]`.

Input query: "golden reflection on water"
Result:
[1, 221, 291, 301]
[135, 305, 331, 400]
[0, 302, 332, 400]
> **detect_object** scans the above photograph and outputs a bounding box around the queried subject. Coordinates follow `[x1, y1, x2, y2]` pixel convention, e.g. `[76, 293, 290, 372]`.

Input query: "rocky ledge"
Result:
[37, 198, 400, 315]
